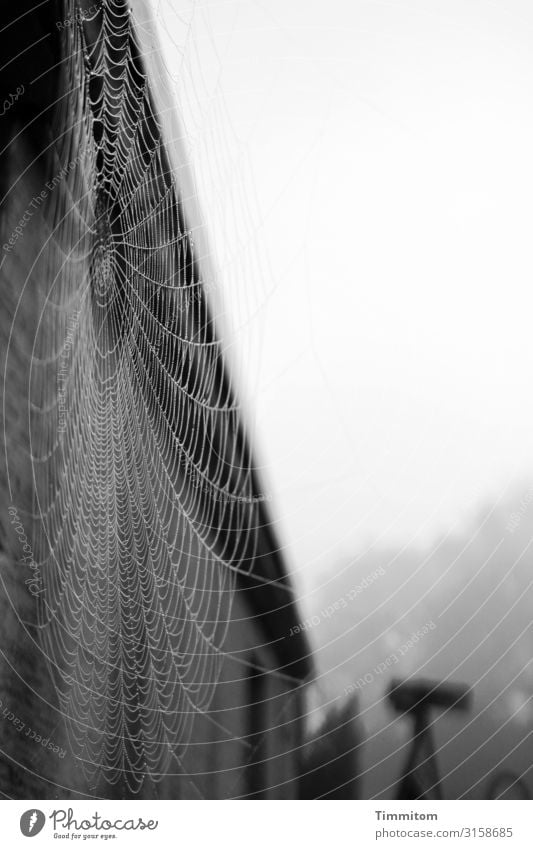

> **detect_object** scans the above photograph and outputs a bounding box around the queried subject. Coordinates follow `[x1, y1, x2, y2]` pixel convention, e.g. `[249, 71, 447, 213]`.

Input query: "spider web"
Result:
[29, 0, 271, 794]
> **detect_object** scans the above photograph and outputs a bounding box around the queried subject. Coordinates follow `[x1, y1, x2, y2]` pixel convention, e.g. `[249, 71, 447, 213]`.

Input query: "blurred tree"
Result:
[299, 696, 362, 799]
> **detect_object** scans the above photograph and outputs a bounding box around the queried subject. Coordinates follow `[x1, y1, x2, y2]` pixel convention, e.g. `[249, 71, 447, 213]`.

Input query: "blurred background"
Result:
[151, 0, 533, 797]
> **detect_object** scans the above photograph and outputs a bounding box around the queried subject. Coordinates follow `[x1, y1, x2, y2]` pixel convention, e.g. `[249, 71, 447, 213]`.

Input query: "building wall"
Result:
[179, 589, 304, 799]
[0, 124, 80, 800]
[0, 185, 304, 797]
[0, 15, 307, 799]
[0, 539, 304, 800]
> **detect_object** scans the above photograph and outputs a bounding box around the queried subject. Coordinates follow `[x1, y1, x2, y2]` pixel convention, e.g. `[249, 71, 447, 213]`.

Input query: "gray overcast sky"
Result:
[153, 0, 533, 593]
